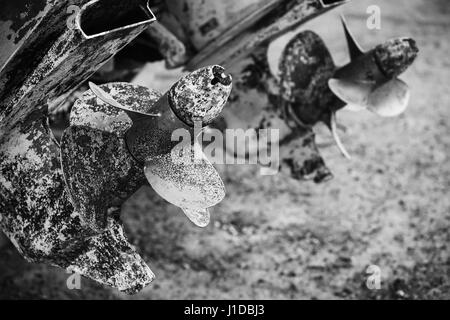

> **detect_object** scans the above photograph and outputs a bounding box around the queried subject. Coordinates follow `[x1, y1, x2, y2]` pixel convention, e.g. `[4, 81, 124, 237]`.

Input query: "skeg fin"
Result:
[341, 15, 364, 60]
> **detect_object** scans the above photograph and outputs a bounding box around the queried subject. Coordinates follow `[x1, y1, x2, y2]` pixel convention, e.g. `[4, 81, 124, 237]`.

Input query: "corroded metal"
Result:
[112, 66, 232, 162]
[327, 18, 418, 123]
[168, 65, 232, 126]
[279, 30, 338, 125]
[60, 125, 146, 231]
[0, 0, 156, 129]
[0, 0, 52, 69]
[62, 66, 231, 231]
[0, 111, 154, 293]
[63, 82, 160, 232]
[0, 0, 158, 293]
[277, 19, 418, 160]
[0, 0, 73, 75]
[334, 38, 418, 85]
[0, 0, 419, 295]
[216, 35, 335, 182]
[144, 150, 225, 227]
[163, 0, 348, 182]
[214, 12, 418, 180]
[373, 38, 418, 79]
[129, 0, 348, 181]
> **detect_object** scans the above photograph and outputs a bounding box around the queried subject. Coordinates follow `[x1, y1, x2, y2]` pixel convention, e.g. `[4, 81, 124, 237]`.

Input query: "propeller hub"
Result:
[374, 37, 419, 78]
[168, 65, 232, 127]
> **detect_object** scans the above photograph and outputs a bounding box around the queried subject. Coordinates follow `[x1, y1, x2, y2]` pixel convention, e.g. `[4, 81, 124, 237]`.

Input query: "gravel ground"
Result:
[0, 0, 449, 300]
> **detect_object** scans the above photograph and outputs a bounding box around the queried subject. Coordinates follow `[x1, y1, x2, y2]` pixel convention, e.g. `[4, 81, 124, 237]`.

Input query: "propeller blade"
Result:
[343, 103, 366, 112]
[341, 14, 365, 60]
[328, 78, 374, 110]
[88, 82, 160, 121]
[182, 208, 211, 228]
[68, 219, 155, 294]
[330, 112, 351, 160]
[144, 150, 225, 227]
[279, 30, 336, 105]
[368, 78, 410, 117]
[60, 126, 138, 231]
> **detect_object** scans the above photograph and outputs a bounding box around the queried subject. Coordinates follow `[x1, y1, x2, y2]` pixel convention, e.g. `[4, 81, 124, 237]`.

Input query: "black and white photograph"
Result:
[0, 0, 449, 305]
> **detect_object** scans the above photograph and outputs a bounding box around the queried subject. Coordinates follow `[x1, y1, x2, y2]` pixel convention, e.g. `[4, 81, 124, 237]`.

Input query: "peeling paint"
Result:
[0, 0, 157, 294]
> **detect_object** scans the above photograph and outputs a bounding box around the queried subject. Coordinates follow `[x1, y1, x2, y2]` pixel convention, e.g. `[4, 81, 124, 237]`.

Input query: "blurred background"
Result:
[1, 0, 449, 299]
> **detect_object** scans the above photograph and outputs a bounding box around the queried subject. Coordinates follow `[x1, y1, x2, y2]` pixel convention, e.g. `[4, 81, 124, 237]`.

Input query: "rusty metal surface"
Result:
[125, 92, 192, 163]
[144, 150, 225, 226]
[131, 0, 350, 181]
[0, 0, 158, 293]
[0, 111, 82, 262]
[168, 65, 232, 126]
[0, 0, 419, 295]
[373, 38, 418, 79]
[0, 0, 54, 70]
[62, 82, 160, 231]
[217, 15, 418, 180]
[330, 19, 418, 119]
[63, 67, 231, 231]
[0, 0, 73, 74]
[0, 0, 155, 129]
[279, 30, 339, 125]
[217, 34, 334, 182]
[160, 0, 349, 182]
[125, 66, 231, 163]
[0, 111, 154, 293]
[61, 125, 144, 231]
[70, 81, 163, 135]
